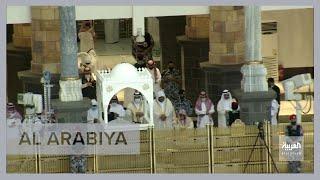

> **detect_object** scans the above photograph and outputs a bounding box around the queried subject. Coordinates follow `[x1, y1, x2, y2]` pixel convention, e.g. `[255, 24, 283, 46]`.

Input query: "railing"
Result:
[7, 122, 314, 173]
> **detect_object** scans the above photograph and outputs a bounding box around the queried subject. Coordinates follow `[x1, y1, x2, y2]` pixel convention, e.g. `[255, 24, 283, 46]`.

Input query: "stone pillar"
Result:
[234, 6, 276, 125]
[199, 6, 245, 104]
[18, 6, 61, 99]
[58, 6, 83, 102]
[30, 6, 61, 74]
[104, 19, 119, 44]
[12, 24, 32, 48]
[209, 6, 245, 65]
[185, 15, 209, 39]
[132, 6, 145, 36]
[240, 6, 268, 92]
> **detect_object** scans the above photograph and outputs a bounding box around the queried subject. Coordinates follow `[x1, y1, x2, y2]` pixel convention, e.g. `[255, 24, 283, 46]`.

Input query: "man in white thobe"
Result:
[78, 21, 96, 53]
[270, 99, 280, 125]
[195, 91, 215, 128]
[108, 95, 126, 121]
[146, 59, 162, 94]
[127, 91, 150, 124]
[174, 109, 194, 129]
[217, 90, 233, 128]
[153, 90, 175, 129]
[87, 99, 99, 123]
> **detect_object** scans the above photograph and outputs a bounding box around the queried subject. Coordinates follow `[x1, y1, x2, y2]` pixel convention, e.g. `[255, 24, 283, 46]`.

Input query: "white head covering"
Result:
[156, 90, 166, 99]
[91, 99, 98, 106]
[218, 89, 233, 111]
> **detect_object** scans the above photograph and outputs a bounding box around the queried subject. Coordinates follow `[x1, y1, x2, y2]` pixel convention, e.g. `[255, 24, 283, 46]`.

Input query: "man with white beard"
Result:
[153, 90, 175, 129]
[217, 90, 234, 127]
[127, 91, 150, 124]
[195, 91, 215, 128]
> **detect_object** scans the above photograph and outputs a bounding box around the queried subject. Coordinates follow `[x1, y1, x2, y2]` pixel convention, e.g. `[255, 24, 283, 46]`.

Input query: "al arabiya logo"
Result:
[281, 141, 302, 151]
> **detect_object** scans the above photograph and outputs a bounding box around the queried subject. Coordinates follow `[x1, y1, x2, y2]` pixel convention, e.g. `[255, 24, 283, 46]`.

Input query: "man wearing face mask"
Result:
[81, 67, 96, 99]
[285, 114, 303, 173]
[217, 90, 234, 127]
[161, 61, 181, 103]
[173, 89, 193, 116]
[87, 99, 99, 123]
[195, 91, 215, 128]
[127, 91, 150, 124]
[146, 59, 161, 93]
[108, 95, 126, 122]
[153, 90, 175, 129]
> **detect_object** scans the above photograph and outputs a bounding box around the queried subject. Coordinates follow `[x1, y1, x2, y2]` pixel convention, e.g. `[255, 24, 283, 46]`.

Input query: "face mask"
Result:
[134, 98, 141, 103]
[201, 98, 206, 102]
[92, 106, 97, 109]
[85, 75, 90, 79]
[158, 97, 164, 103]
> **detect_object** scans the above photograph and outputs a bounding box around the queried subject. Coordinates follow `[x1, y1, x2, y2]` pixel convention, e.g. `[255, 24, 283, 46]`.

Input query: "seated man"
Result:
[174, 109, 194, 129]
[153, 90, 175, 129]
[108, 95, 126, 122]
[81, 67, 96, 100]
[127, 91, 150, 124]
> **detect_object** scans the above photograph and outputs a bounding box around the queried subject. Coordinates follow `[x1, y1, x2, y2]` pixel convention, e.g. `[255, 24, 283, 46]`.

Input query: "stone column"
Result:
[209, 6, 245, 65]
[199, 6, 245, 103]
[132, 6, 145, 36]
[240, 6, 268, 92]
[104, 19, 119, 44]
[234, 6, 276, 125]
[30, 6, 61, 74]
[58, 6, 83, 102]
[12, 24, 32, 48]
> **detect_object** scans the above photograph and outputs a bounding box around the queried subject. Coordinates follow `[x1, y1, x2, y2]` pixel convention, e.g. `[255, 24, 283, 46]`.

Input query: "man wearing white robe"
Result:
[87, 99, 99, 123]
[146, 59, 162, 93]
[108, 95, 126, 120]
[174, 109, 194, 129]
[217, 90, 233, 128]
[195, 91, 215, 128]
[153, 90, 175, 129]
[127, 91, 150, 124]
[270, 99, 280, 125]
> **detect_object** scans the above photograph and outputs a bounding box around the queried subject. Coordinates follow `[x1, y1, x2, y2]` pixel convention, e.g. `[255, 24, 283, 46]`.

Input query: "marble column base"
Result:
[59, 79, 83, 102]
[241, 63, 268, 92]
[233, 89, 276, 125]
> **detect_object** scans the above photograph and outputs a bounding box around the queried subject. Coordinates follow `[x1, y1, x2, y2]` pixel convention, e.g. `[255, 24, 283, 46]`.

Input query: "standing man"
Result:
[127, 91, 150, 124]
[6, 102, 22, 127]
[153, 90, 175, 129]
[87, 99, 99, 123]
[78, 20, 96, 52]
[132, 31, 154, 60]
[217, 90, 234, 127]
[195, 91, 215, 128]
[285, 114, 303, 173]
[146, 59, 162, 93]
[268, 78, 281, 118]
[270, 99, 280, 125]
[161, 61, 181, 103]
[173, 89, 193, 116]
[81, 67, 96, 100]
